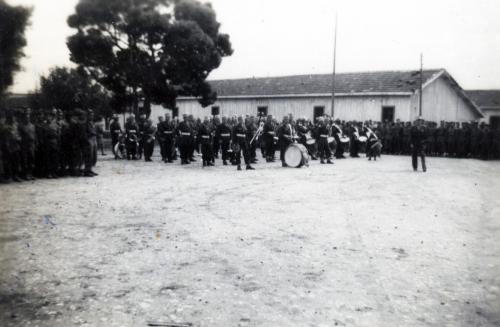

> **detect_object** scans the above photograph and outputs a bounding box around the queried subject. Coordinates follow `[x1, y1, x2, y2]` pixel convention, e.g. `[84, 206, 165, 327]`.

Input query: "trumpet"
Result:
[249, 122, 265, 145]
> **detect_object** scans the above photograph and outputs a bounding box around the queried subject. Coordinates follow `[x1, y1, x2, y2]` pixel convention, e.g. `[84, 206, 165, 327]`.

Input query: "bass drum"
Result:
[284, 143, 309, 168]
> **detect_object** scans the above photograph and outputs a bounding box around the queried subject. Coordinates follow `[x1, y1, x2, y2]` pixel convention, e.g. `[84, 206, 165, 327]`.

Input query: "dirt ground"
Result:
[1, 152, 499, 327]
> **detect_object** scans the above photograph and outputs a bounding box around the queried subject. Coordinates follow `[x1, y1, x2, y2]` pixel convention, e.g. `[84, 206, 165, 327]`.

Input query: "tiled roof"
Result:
[209, 69, 443, 97]
[466, 90, 500, 108]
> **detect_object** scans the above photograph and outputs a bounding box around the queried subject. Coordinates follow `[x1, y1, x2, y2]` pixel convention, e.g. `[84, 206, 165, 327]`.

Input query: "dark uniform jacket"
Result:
[216, 123, 232, 143]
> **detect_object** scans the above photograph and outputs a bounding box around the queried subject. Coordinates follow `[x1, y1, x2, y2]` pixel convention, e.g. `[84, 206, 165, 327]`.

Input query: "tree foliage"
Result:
[67, 0, 233, 116]
[32, 67, 112, 119]
[0, 0, 31, 96]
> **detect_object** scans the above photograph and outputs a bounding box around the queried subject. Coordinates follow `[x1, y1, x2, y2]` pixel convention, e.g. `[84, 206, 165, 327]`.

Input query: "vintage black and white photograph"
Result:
[1, 0, 499, 326]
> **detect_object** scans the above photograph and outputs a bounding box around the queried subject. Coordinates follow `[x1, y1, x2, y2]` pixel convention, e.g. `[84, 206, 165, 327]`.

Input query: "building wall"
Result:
[409, 76, 481, 122]
[151, 95, 411, 122]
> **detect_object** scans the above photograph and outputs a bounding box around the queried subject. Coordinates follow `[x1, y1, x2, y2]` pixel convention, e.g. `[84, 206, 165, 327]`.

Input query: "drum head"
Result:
[306, 139, 316, 145]
[358, 136, 368, 142]
[340, 137, 350, 143]
[284, 144, 303, 168]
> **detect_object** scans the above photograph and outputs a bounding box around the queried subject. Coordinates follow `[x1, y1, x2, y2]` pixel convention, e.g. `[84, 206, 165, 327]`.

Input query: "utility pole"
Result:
[419, 53, 423, 118]
[330, 13, 338, 118]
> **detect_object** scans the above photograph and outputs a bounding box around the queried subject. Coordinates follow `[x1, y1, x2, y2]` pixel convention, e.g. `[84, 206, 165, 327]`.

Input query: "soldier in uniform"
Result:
[137, 113, 147, 159]
[446, 122, 456, 157]
[18, 109, 37, 180]
[425, 121, 436, 156]
[262, 115, 276, 162]
[44, 110, 61, 178]
[232, 116, 254, 170]
[410, 118, 427, 172]
[143, 119, 156, 162]
[189, 115, 198, 162]
[455, 122, 466, 158]
[162, 113, 176, 163]
[315, 117, 333, 164]
[156, 116, 166, 161]
[109, 115, 122, 158]
[177, 114, 193, 165]
[5, 111, 23, 182]
[390, 121, 402, 155]
[68, 110, 86, 176]
[277, 116, 294, 167]
[435, 121, 447, 157]
[198, 116, 215, 167]
[212, 116, 221, 159]
[216, 115, 232, 165]
[58, 109, 72, 175]
[401, 122, 412, 155]
[125, 116, 139, 160]
[331, 120, 346, 159]
[83, 110, 98, 177]
[246, 116, 258, 164]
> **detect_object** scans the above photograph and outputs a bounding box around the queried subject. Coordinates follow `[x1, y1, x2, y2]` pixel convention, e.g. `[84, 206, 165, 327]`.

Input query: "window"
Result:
[382, 106, 395, 122]
[314, 106, 325, 121]
[172, 107, 179, 118]
[257, 106, 268, 117]
[211, 106, 220, 116]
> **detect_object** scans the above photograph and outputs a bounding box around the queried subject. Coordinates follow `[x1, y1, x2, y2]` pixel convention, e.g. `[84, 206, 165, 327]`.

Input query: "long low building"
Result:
[150, 69, 484, 123]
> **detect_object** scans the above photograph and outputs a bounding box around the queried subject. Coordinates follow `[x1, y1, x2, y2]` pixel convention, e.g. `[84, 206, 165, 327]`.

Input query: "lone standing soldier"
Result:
[410, 118, 427, 172]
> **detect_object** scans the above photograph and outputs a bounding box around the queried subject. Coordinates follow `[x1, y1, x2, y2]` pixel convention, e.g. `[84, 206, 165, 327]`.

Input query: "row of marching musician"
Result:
[109, 113, 382, 170]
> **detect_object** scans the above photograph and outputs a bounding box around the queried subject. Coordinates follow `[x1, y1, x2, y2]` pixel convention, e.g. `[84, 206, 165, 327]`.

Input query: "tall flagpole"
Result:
[331, 13, 338, 118]
[419, 53, 423, 118]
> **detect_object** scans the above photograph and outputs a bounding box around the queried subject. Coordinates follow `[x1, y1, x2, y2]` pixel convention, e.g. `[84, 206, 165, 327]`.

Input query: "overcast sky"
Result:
[7, 0, 500, 93]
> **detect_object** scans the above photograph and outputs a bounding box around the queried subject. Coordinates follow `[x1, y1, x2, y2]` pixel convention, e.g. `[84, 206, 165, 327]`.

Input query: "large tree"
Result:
[0, 0, 31, 97]
[32, 67, 112, 119]
[67, 0, 233, 117]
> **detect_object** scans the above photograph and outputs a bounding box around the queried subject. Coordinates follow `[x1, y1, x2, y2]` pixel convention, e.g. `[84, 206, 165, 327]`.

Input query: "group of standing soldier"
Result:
[0, 108, 101, 183]
[378, 120, 500, 160]
[3, 108, 499, 182]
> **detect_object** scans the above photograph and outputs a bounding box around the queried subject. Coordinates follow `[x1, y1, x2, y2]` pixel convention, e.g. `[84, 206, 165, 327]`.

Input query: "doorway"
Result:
[381, 106, 395, 122]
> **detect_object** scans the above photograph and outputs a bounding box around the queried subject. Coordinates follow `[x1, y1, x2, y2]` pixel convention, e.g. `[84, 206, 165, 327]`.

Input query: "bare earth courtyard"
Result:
[0, 155, 499, 327]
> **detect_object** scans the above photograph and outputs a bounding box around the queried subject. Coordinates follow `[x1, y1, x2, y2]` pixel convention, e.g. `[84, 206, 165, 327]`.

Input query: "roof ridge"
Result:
[208, 69, 445, 82]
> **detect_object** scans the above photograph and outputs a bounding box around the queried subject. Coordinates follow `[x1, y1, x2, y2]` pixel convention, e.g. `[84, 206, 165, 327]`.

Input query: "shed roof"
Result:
[208, 69, 443, 97]
[466, 90, 500, 108]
